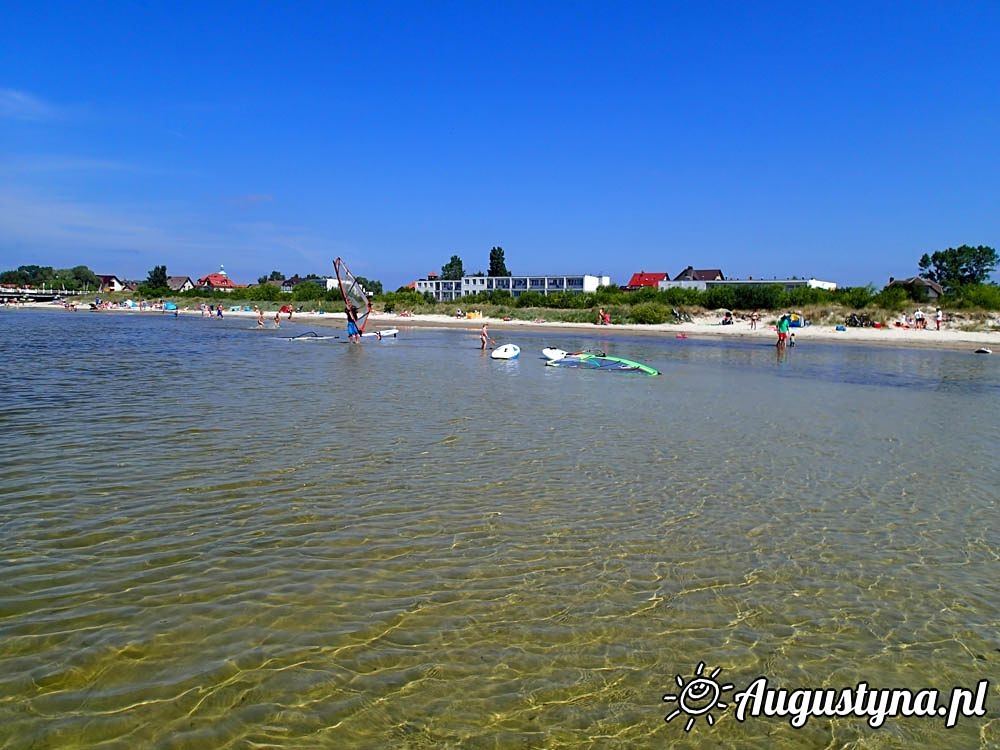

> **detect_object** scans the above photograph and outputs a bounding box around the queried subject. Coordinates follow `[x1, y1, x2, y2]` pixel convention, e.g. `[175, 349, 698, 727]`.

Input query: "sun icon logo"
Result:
[663, 661, 734, 732]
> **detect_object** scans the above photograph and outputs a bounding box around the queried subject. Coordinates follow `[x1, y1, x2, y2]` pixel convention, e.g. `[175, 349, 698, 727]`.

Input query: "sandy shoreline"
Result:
[15, 302, 1000, 351]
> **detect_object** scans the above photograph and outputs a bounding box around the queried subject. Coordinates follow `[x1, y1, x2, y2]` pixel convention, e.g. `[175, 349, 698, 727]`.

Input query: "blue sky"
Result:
[2, 1, 998, 290]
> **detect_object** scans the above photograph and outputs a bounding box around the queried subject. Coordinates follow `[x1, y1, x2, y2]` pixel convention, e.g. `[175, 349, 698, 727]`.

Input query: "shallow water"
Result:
[2, 309, 999, 748]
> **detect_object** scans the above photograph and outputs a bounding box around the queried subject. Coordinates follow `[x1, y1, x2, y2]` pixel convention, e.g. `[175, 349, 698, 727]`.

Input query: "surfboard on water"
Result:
[491, 343, 520, 359]
[282, 331, 339, 341]
[542, 347, 606, 360]
[361, 328, 399, 339]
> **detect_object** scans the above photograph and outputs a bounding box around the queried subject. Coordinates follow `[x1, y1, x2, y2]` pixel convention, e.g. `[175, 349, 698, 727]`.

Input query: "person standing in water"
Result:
[346, 305, 361, 342]
[480, 322, 495, 350]
[776, 313, 791, 349]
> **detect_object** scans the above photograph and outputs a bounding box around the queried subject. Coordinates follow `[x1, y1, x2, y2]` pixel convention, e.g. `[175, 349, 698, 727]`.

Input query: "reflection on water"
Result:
[2, 309, 999, 748]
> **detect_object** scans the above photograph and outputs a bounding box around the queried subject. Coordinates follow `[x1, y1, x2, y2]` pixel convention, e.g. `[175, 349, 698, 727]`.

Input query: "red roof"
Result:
[627, 272, 668, 288]
[197, 273, 237, 288]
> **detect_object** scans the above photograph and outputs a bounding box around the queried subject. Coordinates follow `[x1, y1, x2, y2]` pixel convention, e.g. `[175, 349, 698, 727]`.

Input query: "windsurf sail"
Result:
[544, 353, 660, 376]
[333, 257, 373, 333]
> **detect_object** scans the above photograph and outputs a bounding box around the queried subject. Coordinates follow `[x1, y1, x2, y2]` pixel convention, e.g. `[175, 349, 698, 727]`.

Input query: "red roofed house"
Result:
[626, 271, 668, 289]
[196, 266, 238, 292]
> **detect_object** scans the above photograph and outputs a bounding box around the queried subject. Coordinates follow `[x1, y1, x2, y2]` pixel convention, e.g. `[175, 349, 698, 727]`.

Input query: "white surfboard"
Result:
[361, 328, 399, 339]
[491, 343, 520, 360]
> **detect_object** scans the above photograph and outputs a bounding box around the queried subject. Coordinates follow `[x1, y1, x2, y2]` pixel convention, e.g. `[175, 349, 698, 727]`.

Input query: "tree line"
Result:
[4, 244, 996, 312]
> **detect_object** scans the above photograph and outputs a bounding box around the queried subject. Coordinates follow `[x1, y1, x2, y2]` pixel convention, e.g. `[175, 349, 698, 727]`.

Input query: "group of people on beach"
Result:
[899, 307, 944, 330]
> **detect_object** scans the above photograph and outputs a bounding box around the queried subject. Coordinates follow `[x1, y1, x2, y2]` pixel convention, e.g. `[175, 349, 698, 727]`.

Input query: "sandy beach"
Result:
[364, 310, 1000, 351]
[20, 301, 1000, 351]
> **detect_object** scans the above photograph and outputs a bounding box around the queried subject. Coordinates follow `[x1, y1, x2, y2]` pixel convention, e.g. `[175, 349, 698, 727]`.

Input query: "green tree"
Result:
[3, 265, 54, 286]
[146, 265, 169, 289]
[488, 246, 510, 276]
[918, 245, 998, 291]
[441, 255, 464, 280]
[356, 276, 383, 296]
[257, 270, 284, 284]
[69, 265, 100, 290]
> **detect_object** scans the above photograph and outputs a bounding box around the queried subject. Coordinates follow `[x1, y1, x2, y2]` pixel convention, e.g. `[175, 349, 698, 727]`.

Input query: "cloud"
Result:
[0, 88, 58, 121]
[0, 187, 334, 281]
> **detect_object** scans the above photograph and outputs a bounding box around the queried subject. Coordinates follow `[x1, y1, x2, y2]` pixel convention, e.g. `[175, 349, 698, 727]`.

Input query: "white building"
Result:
[659, 277, 837, 292]
[415, 274, 612, 302]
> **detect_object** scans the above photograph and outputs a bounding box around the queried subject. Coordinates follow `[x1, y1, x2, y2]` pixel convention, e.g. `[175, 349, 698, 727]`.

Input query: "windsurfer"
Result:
[346, 305, 361, 342]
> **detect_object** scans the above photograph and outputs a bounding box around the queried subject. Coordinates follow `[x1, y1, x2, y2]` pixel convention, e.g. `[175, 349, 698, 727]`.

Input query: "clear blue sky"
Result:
[2, 1, 997, 291]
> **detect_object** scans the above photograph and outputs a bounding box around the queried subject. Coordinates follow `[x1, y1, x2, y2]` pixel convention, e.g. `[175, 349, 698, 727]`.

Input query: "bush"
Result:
[658, 287, 703, 306]
[628, 302, 670, 324]
[243, 284, 284, 302]
[872, 285, 909, 312]
[628, 286, 660, 303]
[731, 284, 783, 310]
[486, 289, 513, 305]
[782, 286, 831, 308]
[833, 285, 876, 309]
[544, 291, 589, 309]
[593, 285, 627, 305]
[516, 291, 545, 308]
[378, 290, 426, 312]
[292, 282, 325, 301]
[703, 285, 736, 311]
[954, 283, 1000, 310]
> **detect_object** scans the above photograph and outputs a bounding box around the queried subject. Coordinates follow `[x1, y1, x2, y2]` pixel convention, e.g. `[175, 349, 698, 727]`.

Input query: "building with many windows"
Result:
[659, 277, 837, 292]
[414, 274, 612, 302]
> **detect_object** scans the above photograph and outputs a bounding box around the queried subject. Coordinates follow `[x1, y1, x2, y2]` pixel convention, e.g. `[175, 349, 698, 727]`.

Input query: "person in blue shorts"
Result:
[346, 305, 361, 342]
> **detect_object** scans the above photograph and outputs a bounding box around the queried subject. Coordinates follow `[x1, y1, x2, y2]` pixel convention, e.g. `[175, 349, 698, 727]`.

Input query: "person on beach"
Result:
[255, 306, 264, 328]
[935, 307, 943, 330]
[776, 313, 791, 349]
[598, 307, 606, 325]
[215, 304, 223, 318]
[750, 311, 759, 330]
[480, 322, 495, 350]
[273, 311, 281, 328]
[346, 305, 361, 342]
[914, 309, 925, 329]
[280, 304, 293, 320]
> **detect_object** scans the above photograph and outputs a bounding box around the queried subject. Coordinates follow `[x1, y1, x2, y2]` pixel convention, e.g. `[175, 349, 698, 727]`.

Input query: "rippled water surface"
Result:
[2, 309, 999, 748]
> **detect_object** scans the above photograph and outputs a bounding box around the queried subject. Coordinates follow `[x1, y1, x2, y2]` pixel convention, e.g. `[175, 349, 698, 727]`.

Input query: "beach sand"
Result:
[24, 302, 1000, 351]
